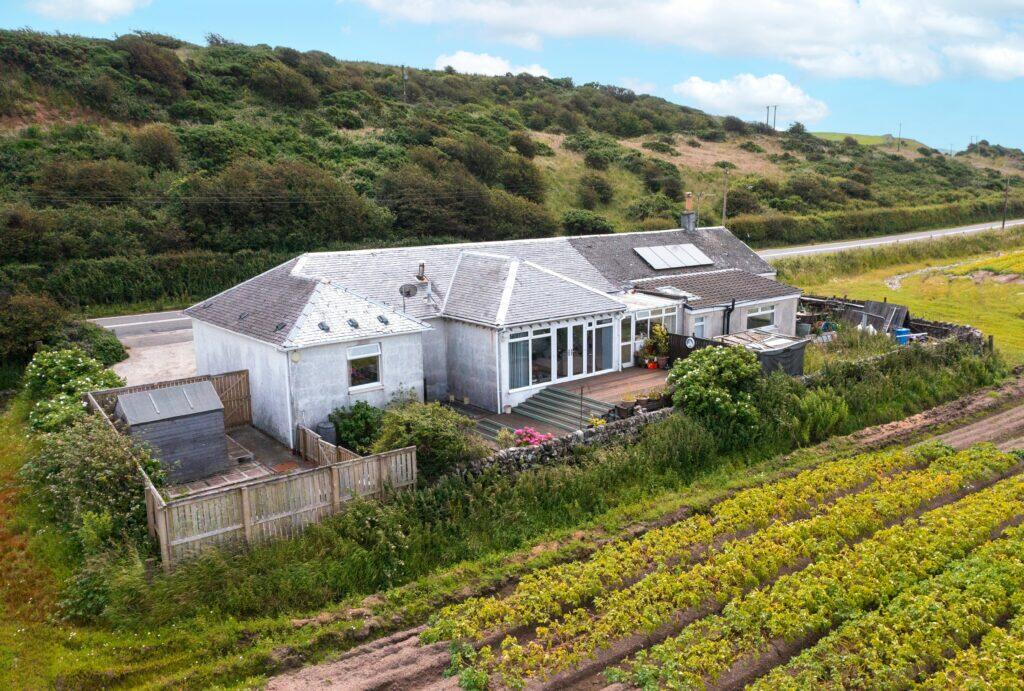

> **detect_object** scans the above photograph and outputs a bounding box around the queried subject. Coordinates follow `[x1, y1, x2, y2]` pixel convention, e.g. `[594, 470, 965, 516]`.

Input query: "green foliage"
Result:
[796, 387, 850, 445]
[562, 209, 614, 235]
[247, 60, 319, 108]
[131, 124, 180, 170]
[371, 401, 488, 482]
[668, 346, 762, 444]
[329, 400, 384, 454]
[0, 292, 68, 359]
[19, 414, 161, 543]
[22, 346, 109, 400]
[576, 172, 613, 208]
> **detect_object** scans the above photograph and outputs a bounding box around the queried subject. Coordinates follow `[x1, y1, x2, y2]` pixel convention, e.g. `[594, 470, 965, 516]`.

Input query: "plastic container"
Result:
[894, 327, 911, 345]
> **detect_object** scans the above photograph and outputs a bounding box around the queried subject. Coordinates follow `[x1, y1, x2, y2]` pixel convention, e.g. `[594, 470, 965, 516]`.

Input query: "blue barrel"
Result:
[894, 327, 911, 345]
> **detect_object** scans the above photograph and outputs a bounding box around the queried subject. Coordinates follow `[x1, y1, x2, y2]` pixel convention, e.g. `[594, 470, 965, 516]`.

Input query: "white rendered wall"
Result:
[191, 319, 293, 446]
[445, 320, 500, 412]
[421, 317, 449, 401]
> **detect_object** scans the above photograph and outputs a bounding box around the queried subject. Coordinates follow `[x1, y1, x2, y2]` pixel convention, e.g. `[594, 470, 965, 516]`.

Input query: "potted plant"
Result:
[650, 323, 671, 369]
[615, 395, 636, 419]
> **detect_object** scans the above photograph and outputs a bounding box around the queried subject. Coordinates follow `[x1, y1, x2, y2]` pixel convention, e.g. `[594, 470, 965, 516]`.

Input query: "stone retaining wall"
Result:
[455, 407, 674, 478]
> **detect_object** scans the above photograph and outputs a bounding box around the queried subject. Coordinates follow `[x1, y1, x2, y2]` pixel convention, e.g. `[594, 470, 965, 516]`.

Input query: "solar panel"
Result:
[634, 243, 713, 269]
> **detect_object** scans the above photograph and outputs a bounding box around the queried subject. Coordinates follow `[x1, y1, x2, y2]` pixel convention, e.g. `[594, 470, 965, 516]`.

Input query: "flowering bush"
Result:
[667, 346, 761, 442]
[23, 347, 124, 432]
[513, 427, 555, 447]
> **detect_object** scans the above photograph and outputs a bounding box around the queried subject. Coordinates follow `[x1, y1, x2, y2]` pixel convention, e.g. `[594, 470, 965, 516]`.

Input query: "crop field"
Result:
[418, 443, 1024, 689]
[951, 247, 1024, 276]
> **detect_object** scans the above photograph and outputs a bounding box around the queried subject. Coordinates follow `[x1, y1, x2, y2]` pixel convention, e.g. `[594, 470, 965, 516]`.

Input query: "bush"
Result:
[577, 172, 613, 208]
[0, 292, 68, 359]
[667, 346, 762, 446]
[632, 413, 717, 479]
[20, 415, 162, 543]
[370, 401, 488, 482]
[509, 131, 537, 158]
[796, 387, 850, 445]
[329, 401, 384, 454]
[23, 346, 108, 400]
[722, 116, 749, 134]
[57, 321, 128, 366]
[248, 60, 318, 108]
[562, 209, 614, 235]
[132, 124, 180, 170]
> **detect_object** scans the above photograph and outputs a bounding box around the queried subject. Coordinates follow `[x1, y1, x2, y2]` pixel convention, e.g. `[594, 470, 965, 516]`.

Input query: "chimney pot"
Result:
[416, 261, 426, 281]
[684, 191, 693, 212]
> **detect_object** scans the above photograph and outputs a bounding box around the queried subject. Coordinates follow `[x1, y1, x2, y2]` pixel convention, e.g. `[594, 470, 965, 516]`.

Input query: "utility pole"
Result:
[1002, 175, 1010, 230]
[897, 122, 902, 152]
[766, 105, 770, 127]
[772, 105, 778, 130]
[402, 65, 409, 102]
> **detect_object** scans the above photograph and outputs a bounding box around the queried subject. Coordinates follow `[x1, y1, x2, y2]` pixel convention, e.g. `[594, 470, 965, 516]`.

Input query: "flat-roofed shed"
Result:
[115, 381, 231, 484]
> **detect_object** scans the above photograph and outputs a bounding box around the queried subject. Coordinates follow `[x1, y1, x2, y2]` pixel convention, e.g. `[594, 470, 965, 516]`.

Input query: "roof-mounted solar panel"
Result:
[634, 243, 713, 270]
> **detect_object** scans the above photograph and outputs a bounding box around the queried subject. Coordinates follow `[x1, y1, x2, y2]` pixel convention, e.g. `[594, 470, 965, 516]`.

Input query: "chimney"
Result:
[680, 191, 697, 232]
[416, 261, 426, 282]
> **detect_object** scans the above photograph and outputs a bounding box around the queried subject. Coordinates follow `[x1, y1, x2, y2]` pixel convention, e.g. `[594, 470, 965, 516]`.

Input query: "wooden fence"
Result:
[297, 425, 361, 465]
[144, 442, 417, 568]
[87, 370, 252, 430]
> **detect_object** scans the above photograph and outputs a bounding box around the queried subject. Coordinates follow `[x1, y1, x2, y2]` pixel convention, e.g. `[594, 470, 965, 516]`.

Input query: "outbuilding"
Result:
[115, 381, 231, 483]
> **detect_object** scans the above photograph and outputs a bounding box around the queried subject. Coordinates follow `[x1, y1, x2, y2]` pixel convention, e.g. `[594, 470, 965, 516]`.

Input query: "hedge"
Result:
[730, 196, 1024, 246]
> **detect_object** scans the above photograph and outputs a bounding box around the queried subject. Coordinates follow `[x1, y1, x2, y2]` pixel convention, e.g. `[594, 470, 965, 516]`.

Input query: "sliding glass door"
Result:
[508, 317, 616, 392]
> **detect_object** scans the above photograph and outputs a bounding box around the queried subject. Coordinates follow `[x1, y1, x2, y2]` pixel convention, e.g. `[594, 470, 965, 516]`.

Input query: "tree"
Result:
[0, 293, 68, 360]
[722, 116, 748, 134]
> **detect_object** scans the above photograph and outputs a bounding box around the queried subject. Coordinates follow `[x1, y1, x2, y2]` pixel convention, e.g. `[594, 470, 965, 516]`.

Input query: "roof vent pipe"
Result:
[680, 191, 697, 232]
[416, 261, 426, 282]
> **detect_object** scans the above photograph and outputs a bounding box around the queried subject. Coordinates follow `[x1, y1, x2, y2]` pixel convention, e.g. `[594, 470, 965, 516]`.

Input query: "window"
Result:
[531, 328, 552, 385]
[509, 332, 530, 390]
[746, 305, 775, 330]
[348, 343, 381, 389]
[693, 316, 706, 339]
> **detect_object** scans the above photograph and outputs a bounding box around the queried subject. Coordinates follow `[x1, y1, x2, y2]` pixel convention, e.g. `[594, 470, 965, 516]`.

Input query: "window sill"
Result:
[349, 383, 384, 395]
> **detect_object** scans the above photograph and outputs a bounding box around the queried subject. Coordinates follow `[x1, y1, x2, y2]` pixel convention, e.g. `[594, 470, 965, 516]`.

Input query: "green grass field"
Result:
[812, 131, 930, 151]
[950, 248, 1024, 276]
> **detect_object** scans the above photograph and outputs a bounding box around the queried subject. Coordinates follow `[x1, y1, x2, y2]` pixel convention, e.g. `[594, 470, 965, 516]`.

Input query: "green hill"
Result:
[0, 29, 1021, 312]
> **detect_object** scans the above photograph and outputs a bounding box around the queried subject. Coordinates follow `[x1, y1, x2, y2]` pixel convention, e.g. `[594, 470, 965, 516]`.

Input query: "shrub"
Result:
[20, 415, 162, 543]
[370, 401, 488, 482]
[577, 172, 613, 208]
[131, 124, 180, 170]
[495, 427, 516, 449]
[632, 413, 717, 478]
[33, 159, 146, 206]
[58, 321, 128, 366]
[329, 401, 384, 454]
[23, 346, 108, 400]
[562, 209, 614, 235]
[796, 387, 850, 445]
[722, 116, 749, 134]
[513, 427, 554, 447]
[0, 292, 68, 360]
[667, 346, 762, 446]
[248, 60, 319, 108]
[509, 131, 537, 158]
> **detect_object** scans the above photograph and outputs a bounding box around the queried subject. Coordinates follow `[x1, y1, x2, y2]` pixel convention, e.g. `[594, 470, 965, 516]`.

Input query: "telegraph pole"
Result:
[402, 65, 409, 102]
[897, 122, 902, 152]
[772, 105, 778, 130]
[766, 105, 770, 127]
[721, 166, 730, 225]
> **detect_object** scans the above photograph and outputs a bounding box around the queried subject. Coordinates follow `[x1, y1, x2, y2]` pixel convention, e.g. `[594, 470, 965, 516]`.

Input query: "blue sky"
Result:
[5, 0, 1024, 149]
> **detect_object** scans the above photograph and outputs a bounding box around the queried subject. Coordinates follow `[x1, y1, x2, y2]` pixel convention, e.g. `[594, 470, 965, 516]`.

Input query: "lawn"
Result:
[790, 251, 1024, 363]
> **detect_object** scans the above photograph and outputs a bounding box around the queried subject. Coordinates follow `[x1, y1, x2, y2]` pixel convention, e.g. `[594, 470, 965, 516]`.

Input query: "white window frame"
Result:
[692, 316, 706, 339]
[746, 304, 776, 330]
[347, 342, 383, 392]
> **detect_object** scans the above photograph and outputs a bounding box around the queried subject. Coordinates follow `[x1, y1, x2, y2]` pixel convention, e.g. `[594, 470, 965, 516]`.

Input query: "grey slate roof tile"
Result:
[634, 269, 801, 309]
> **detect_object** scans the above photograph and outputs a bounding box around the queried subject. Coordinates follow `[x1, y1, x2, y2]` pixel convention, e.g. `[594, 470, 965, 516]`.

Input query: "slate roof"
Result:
[442, 251, 626, 326]
[569, 227, 775, 285]
[634, 269, 801, 310]
[184, 260, 428, 349]
[187, 225, 780, 346]
[116, 381, 223, 426]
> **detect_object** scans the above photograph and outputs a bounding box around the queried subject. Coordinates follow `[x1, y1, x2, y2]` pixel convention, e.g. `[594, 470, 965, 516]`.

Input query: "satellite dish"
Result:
[685, 337, 696, 349]
[399, 284, 418, 298]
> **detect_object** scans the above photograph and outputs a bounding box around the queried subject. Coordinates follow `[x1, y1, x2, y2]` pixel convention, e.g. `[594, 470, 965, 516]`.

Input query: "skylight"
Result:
[657, 286, 700, 299]
[634, 243, 713, 270]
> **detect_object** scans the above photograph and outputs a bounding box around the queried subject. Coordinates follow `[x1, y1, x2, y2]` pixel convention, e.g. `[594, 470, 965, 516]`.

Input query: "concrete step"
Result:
[512, 386, 614, 433]
[475, 417, 513, 442]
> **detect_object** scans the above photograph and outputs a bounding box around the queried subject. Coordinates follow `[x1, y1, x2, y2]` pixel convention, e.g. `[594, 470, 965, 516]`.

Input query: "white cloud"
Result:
[672, 74, 829, 123]
[944, 43, 1024, 80]
[29, 0, 150, 21]
[433, 50, 549, 76]
[618, 77, 658, 95]
[355, 0, 1024, 84]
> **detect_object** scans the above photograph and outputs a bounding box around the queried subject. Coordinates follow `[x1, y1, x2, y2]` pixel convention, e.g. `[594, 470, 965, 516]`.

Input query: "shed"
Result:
[115, 381, 231, 484]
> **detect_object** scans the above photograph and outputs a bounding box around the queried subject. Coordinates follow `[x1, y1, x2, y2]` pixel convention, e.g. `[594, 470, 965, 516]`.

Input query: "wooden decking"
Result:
[552, 367, 669, 404]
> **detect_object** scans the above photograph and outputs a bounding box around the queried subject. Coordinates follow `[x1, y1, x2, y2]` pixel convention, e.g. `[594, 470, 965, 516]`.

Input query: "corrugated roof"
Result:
[634, 269, 801, 309]
[117, 381, 223, 426]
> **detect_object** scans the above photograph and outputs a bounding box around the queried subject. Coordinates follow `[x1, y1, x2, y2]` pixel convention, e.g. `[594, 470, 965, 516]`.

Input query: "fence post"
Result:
[330, 465, 341, 511]
[158, 503, 172, 571]
[240, 486, 253, 544]
[145, 487, 157, 540]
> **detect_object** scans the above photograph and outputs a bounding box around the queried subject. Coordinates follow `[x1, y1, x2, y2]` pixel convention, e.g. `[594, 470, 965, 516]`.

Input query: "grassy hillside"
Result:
[0, 29, 1022, 314]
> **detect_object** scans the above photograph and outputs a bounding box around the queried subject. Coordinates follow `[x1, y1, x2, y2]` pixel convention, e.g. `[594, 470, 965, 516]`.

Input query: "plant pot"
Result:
[635, 397, 650, 409]
[646, 360, 659, 370]
[657, 356, 669, 369]
[615, 402, 635, 419]
[644, 399, 665, 412]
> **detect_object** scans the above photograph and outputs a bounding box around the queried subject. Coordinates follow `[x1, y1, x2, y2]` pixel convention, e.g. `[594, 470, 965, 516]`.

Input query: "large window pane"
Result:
[595, 325, 613, 371]
[509, 339, 530, 389]
[556, 327, 569, 379]
[531, 333, 552, 384]
[746, 306, 775, 330]
[572, 324, 585, 375]
[349, 356, 380, 388]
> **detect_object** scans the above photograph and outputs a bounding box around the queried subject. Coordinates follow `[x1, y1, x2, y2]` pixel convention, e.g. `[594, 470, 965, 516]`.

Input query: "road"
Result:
[758, 217, 1024, 259]
[91, 217, 1024, 343]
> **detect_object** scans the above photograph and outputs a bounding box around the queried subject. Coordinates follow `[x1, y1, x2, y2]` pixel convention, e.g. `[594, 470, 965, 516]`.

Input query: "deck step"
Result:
[475, 417, 514, 442]
[511, 387, 614, 433]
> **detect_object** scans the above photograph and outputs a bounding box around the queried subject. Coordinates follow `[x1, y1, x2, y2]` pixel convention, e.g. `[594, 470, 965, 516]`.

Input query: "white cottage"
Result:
[187, 218, 801, 447]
